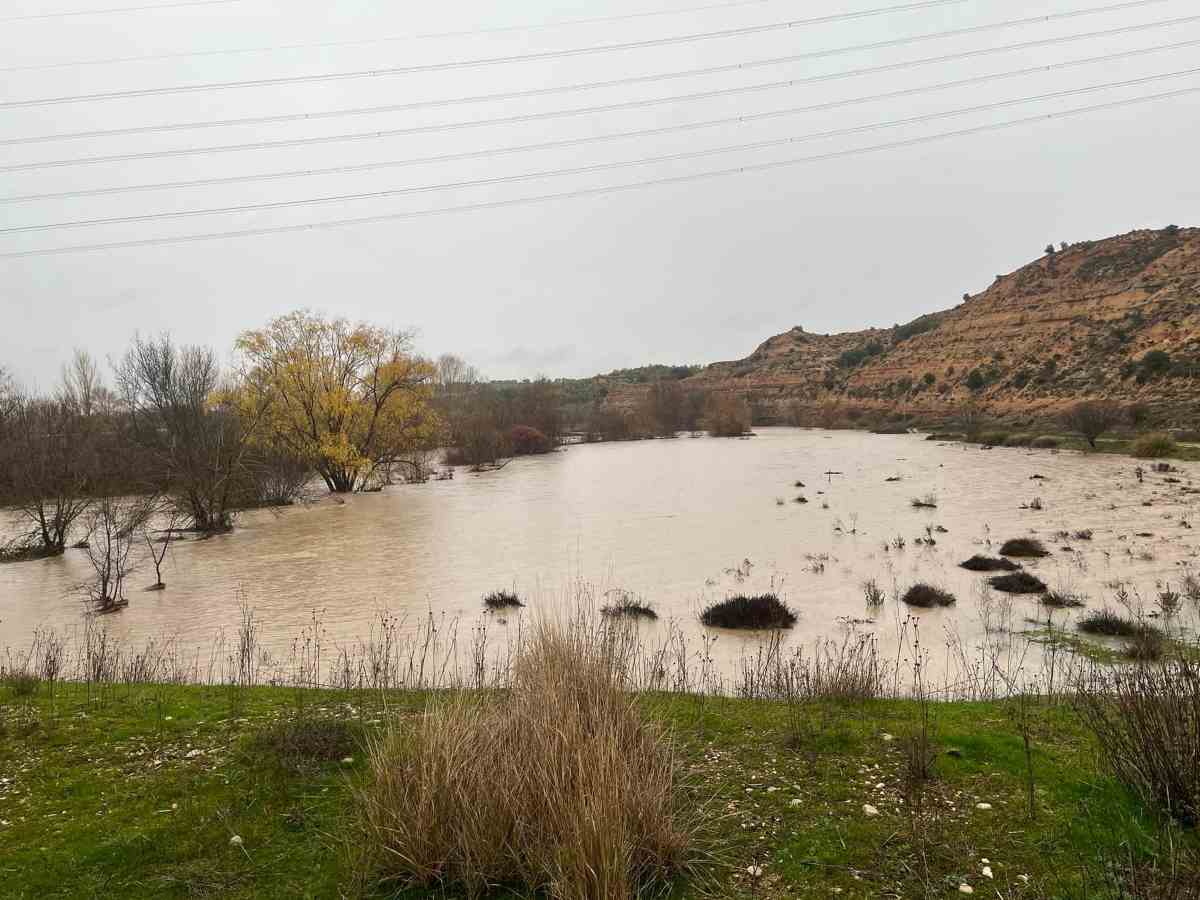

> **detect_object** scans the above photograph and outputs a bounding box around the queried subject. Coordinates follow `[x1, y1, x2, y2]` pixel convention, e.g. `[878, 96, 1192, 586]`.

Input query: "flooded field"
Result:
[2, 428, 1198, 686]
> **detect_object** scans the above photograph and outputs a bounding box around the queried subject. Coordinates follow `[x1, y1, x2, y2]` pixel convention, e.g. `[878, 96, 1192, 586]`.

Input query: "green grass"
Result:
[1, 680, 1193, 898]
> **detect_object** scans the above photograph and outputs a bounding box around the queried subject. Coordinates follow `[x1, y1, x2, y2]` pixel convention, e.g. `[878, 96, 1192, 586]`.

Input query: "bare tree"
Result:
[1063, 400, 1124, 449]
[58, 348, 101, 416]
[116, 334, 266, 532]
[81, 495, 154, 611]
[143, 502, 185, 590]
[1, 394, 97, 556]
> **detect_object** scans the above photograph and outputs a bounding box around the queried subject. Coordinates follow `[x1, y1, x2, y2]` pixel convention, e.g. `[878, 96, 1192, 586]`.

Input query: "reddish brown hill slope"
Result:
[610, 226, 1200, 428]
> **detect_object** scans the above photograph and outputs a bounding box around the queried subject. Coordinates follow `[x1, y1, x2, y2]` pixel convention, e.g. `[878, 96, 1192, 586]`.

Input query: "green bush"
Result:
[1132, 433, 1177, 459]
[978, 431, 1009, 446]
[1030, 436, 1061, 449]
[1004, 433, 1034, 447]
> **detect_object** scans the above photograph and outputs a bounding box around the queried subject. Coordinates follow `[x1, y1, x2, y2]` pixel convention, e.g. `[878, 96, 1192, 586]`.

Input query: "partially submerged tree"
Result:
[1063, 400, 1124, 449]
[236, 311, 441, 493]
[116, 334, 265, 532]
[81, 495, 155, 611]
[1, 395, 97, 555]
[703, 393, 752, 437]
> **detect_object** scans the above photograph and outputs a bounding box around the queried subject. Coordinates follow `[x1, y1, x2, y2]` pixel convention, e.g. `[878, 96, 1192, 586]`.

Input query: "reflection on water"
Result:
[2, 428, 1198, 681]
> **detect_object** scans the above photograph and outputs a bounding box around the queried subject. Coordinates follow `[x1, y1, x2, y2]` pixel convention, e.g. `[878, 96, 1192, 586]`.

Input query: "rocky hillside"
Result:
[610, 226, 1200, 429]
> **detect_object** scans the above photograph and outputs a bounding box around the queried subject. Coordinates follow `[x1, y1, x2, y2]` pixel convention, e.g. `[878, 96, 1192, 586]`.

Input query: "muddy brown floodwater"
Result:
[2, 428, 1198, 686]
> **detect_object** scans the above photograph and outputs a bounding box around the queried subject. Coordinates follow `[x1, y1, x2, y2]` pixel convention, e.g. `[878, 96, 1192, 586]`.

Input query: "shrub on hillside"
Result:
[509, 425, 553, 456]
[700, 594, 796, 629]
[1132, 433, 1177, 459]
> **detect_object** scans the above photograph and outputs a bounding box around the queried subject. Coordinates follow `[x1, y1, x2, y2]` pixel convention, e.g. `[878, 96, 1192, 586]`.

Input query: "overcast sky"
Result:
[1, 0, 1197, 389]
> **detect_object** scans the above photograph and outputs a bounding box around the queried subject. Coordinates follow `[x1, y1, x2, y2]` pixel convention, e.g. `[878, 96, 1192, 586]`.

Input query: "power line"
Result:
[11, 16, 1198, 174]
[0, 0, 963, 71]
[6, 38, 1196, 206]
[3, 86, 1193, 260]
[6, 13, 1193, 149]
[1, 0, 240, 22]
[6, 68, 1197, 235]
[0, 0, 1173, 110]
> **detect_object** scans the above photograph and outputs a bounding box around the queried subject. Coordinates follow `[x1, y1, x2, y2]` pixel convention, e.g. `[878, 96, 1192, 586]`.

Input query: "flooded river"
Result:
[2, 429, 1198, 686]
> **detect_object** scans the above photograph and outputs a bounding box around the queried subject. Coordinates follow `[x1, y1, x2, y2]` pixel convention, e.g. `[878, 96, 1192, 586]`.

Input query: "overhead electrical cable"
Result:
[5, 68, 1197, 236]
[0, 0, 965, 71]
[2, 86, 1194, 260]
[0, 0, 1174, 110]
[5, 39, 1196, 206]
[1, 0, 240, 22]
[5, 13, 1194, 148]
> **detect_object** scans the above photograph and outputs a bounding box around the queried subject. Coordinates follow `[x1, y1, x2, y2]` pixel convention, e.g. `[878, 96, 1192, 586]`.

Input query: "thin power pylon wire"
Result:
[0, 0, 962, 70]
[5, 12, 1194, 148]
[3, 86, 1194, 260]
[1, 0, 241, 22]
[0, 0, 1174, 109]
[5, 67, 1199, 235]
[4, 38, 1197, 205]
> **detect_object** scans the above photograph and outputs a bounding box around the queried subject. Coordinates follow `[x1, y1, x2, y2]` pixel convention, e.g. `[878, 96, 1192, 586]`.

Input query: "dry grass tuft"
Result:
[352, 620, 702, 899]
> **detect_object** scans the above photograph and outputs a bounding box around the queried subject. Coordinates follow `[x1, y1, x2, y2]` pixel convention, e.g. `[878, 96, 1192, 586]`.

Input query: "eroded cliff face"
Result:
[608, 226, 1200, 428]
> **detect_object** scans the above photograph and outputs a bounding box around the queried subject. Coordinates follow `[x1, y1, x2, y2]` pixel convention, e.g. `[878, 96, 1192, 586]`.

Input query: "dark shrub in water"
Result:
[509, 425, 554, 456]
[1041, 591, 1086, 608]
[989, 572, 1048, 594]
[483, 590, 524, 610]
[901, 584, 957, 607]
[959, 555, 1021, 572]
[700, 594, 796, 629]
[1078, 608, 1141, 637]
[601, 594, 658, 620]
[999, 538, 1050, 558]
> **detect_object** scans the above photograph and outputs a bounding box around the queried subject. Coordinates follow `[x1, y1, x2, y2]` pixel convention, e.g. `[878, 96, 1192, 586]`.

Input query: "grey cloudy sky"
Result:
[1, 0, 1197, 388]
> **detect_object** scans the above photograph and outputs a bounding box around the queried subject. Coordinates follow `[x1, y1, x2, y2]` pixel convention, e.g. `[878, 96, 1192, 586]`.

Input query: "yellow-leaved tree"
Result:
[236, 311, 442, 493]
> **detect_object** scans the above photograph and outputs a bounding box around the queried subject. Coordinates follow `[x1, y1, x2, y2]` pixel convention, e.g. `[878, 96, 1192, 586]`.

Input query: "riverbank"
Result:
[2, 678, 1193, 898]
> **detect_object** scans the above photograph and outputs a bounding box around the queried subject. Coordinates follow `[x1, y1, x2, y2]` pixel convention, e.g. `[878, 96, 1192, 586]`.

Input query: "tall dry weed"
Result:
[353, 619, 701, 899]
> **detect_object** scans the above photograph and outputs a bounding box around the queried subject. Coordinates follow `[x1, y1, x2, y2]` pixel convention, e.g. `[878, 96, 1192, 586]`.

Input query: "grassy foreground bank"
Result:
[1, 679, 1193, 899]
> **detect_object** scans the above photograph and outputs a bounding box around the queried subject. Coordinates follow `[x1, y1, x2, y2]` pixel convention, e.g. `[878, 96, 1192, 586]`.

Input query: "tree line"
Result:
[0, 311, 750, 607]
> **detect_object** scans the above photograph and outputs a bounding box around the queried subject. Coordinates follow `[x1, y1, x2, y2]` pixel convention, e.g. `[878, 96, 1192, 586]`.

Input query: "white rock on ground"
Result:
[862, 804, 880, 817]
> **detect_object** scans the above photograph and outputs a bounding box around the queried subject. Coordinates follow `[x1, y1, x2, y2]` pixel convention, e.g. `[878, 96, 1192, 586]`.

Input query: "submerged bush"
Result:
[900, 584, 956, 608]
[1133, 432, 1177, 459]
[1000, 537, 1050, 558]
[509, 425, 554, 456]
[700, 594, 797, 629]
[1041, 591, 1086, 608]
[483, 590, 524, 610]
[601, 594, 658, 620]
[1078, 608, 1141, 637]
[989, 571, 1048, 594]
[959, 555, 1021, 572]
[352, 624, 700, 898]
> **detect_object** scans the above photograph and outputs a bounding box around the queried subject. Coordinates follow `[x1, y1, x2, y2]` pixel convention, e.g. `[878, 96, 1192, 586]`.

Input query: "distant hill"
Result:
[606, 226, 1200, 429]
